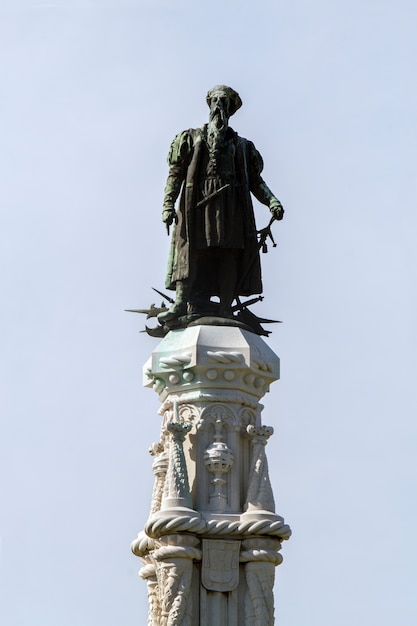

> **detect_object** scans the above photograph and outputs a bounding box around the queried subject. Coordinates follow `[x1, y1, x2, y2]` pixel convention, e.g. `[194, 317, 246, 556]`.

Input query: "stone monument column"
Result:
[131, 323, 291, 625]
[131, 83, 290, 624]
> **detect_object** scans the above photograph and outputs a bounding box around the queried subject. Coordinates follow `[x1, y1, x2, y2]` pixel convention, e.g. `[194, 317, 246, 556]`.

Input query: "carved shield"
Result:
[201, 539, 240, 591]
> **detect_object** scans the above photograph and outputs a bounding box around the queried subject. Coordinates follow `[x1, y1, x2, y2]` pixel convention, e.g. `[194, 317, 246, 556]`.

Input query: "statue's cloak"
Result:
[165, 126, 265, 297]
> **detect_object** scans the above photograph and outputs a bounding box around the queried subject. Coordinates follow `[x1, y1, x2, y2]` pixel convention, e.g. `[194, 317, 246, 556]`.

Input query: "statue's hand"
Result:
[270, 203, 284, 221]
[162, 207, 177, 226]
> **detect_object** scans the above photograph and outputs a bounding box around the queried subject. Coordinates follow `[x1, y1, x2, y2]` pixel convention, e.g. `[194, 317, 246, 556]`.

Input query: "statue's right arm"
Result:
[247, 141, 284, 221]
[162, 132, 192, 225]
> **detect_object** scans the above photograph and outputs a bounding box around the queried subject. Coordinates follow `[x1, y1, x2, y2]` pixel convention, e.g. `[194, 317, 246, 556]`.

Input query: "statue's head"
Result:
[206, 85, 242, 118]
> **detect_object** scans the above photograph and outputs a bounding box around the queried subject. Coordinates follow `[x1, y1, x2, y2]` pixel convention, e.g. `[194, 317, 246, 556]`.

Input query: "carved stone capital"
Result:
[144, 326, 280, 403]
[166, 420, 192, 442]
[247, 424, 274, 444]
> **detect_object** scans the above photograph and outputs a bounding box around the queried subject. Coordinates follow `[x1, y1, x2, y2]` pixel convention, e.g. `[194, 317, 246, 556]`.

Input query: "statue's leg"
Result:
[158, 280, 189, 322]
[218, 249, 240, 317]
[189, 250, 216, 315]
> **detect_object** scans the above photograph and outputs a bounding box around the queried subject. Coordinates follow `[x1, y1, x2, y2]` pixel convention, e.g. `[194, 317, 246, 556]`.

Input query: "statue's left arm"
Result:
[247, 142, 284, 221]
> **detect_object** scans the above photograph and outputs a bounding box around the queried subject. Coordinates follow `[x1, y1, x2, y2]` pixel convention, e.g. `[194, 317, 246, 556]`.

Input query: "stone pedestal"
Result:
[132, 323, 291, 626]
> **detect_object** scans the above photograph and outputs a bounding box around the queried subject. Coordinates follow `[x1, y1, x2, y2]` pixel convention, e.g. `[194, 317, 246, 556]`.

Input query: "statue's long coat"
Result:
[165, 126, 270, 296]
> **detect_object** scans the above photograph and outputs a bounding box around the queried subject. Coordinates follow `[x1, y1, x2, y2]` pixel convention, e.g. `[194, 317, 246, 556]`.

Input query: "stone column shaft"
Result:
[132, 324, 291, 625]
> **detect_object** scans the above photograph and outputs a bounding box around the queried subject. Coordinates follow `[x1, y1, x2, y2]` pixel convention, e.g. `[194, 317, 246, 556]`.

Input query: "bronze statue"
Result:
[159, 85, 284, 325]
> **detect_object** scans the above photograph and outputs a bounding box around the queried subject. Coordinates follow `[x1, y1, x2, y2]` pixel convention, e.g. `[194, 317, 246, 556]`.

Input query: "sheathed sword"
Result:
[194, 183, 230, 208]
[165, 183, 230, 236]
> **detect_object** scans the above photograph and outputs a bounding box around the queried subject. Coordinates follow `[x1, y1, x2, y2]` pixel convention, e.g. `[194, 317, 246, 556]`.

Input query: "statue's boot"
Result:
[158, 281, 189, 323]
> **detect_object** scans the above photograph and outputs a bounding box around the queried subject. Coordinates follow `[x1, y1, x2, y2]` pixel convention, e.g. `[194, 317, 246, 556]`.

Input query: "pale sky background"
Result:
[1, 0, 416, 624]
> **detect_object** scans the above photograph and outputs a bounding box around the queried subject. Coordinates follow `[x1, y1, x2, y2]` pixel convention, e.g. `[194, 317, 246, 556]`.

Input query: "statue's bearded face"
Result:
[208, 92, 231, 132]
[207, 92, 230, 158]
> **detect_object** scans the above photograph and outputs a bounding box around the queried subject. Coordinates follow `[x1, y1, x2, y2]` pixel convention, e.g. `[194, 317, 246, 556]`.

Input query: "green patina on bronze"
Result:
[159, 85, 284, 326]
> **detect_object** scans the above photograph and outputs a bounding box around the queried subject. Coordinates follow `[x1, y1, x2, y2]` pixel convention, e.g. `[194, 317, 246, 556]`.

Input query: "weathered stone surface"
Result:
[133, 324, 290, 625]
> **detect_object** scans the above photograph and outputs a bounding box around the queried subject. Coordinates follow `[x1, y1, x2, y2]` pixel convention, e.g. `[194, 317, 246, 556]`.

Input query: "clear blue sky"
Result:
[1, 1, 416, 624]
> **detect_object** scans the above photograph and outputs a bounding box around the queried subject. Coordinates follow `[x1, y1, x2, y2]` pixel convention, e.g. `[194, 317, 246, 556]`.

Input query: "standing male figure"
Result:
[159, 85, 284, 323]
